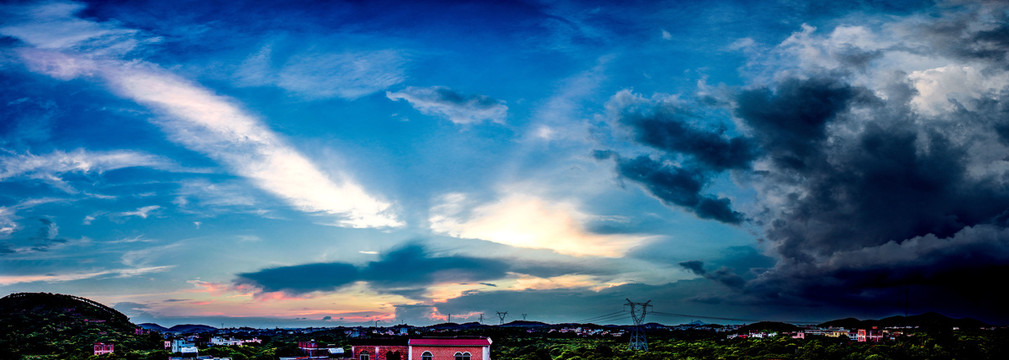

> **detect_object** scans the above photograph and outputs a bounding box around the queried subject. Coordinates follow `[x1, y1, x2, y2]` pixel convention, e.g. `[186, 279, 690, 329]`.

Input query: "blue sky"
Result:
[3, 0, 1009, 327]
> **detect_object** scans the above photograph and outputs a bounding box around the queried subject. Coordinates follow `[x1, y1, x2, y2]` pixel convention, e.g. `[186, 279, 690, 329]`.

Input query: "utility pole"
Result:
[625, 299, 652, 351]
[496, 311, 508, 325]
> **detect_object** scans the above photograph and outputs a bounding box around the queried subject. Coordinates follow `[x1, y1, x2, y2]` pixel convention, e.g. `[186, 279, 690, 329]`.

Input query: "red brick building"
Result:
[408, 338, 491, 360]
[351, 338, 409, 360]
[350, 337, 491, 360]
[94, 342, 114, 355]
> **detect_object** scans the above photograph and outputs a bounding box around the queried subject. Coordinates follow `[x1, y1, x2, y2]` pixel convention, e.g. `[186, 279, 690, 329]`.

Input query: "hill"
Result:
[0, 292, 164, 359]
[819, 312, 989, 330]
[137, 323, 169, 332]
[737, 321, 801, 333]
[167, 324, 218, 333]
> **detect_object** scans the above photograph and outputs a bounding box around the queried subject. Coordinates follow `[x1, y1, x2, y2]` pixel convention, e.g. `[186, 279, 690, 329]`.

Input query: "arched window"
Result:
[454, 352, 471, 360]
[422, 351, 433, 360]
[360, 350, 369, 360]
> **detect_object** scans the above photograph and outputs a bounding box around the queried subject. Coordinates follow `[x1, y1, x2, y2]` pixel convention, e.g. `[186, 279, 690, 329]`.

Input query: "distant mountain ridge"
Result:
[167, 324, 219, 333]
[138, 323, 169, 332]
[818, 312, 989, 329]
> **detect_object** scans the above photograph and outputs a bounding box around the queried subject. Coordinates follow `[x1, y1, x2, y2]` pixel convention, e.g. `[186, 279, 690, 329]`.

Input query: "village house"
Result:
[93, 342, 114, 355]
[347, 337, 492, 360]
[857, 328, 884, 342]
[408, 338, 492, 360]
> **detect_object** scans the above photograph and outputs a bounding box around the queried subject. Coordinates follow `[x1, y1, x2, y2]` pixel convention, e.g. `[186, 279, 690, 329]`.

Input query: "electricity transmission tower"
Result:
[479, 313, 484, 324]
[625, 299, 652, 351]
[522, 313, 527, 320]
[496, 311, 508, 325]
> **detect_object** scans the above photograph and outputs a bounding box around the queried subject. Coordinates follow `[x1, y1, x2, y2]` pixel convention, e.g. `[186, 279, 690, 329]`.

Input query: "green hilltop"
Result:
[0, 292, 165, 360]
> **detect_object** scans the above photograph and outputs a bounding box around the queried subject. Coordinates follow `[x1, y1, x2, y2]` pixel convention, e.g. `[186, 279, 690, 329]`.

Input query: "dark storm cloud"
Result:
[235, 243, 612, 298]
[723, 19, 1009, 322]
[599, 89, 755, 224]
[236, 243, 508, 296]
[594, 151, 743, 224]
[616, 102, 754, 171]
[736, 77, 867, 172]
[678, 260, 745, 289]
[744, 225, 1009, 323]
[918, 7, 1009, 66]
[236, 262, 360, 294]
[744, 84, 1009, 262]
[678, 260, 705, 275]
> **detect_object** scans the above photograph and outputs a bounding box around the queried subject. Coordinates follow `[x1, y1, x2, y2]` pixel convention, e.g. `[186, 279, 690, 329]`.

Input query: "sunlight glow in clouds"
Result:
[430, 193, 652, 257]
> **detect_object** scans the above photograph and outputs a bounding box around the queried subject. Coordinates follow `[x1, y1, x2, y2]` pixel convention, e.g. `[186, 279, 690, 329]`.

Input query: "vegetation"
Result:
[0, 293, 165, 360]
[481, 327, 1009, 360]
[3, 292, 1007, 360]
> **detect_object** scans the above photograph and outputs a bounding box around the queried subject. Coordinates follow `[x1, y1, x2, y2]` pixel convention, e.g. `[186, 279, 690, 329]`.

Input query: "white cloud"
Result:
[117, 205, 160, 219]
[278, 50, 405, 100]
[429, 193, 653, 257]
[236, 42, 406, 100]
[0, 266, 174, 286]
[909, 64, 1009, 116]
[0, 149, 170, 183]
[0, 1, 148, 56]
[0, 198, 70, 239]
[99, 63, 401, 227]
[0, 207, 16, 237]
[2, 2, 402, 228]
[387, 86, 507, 124]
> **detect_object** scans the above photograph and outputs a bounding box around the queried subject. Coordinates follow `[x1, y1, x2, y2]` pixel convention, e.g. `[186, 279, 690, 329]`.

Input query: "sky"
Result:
[2, 0, 1009, 327]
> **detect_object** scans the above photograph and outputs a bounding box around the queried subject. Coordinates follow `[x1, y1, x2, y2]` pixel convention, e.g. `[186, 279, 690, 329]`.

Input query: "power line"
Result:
[584, 313, 630, 324]
[578, 310, 626, 323]
[649, 311, 820, 325]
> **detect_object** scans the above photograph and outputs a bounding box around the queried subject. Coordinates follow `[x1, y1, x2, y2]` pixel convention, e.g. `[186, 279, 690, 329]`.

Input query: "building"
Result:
[170, 338, 199, 357]
[211, 336, 261, 346]
[349, 337, 492, 360]
[857, 328, 884, 342]
[94, 342, 114, 355]
[351, 338, 408, 360]
[409, 338, 491, 360]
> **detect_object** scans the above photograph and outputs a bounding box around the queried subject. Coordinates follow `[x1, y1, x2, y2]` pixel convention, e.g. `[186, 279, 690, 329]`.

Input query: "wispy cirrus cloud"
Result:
[0, 265, 173, 286]
[101, 63, 401, 227]
[236, 42, 406, 100]
[0, 149, 173, 193]
[387, 86, 507, 124]
[116, 205, 160, 219]
[1, 1, 402, 228]
[0, 1, 151, 57]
